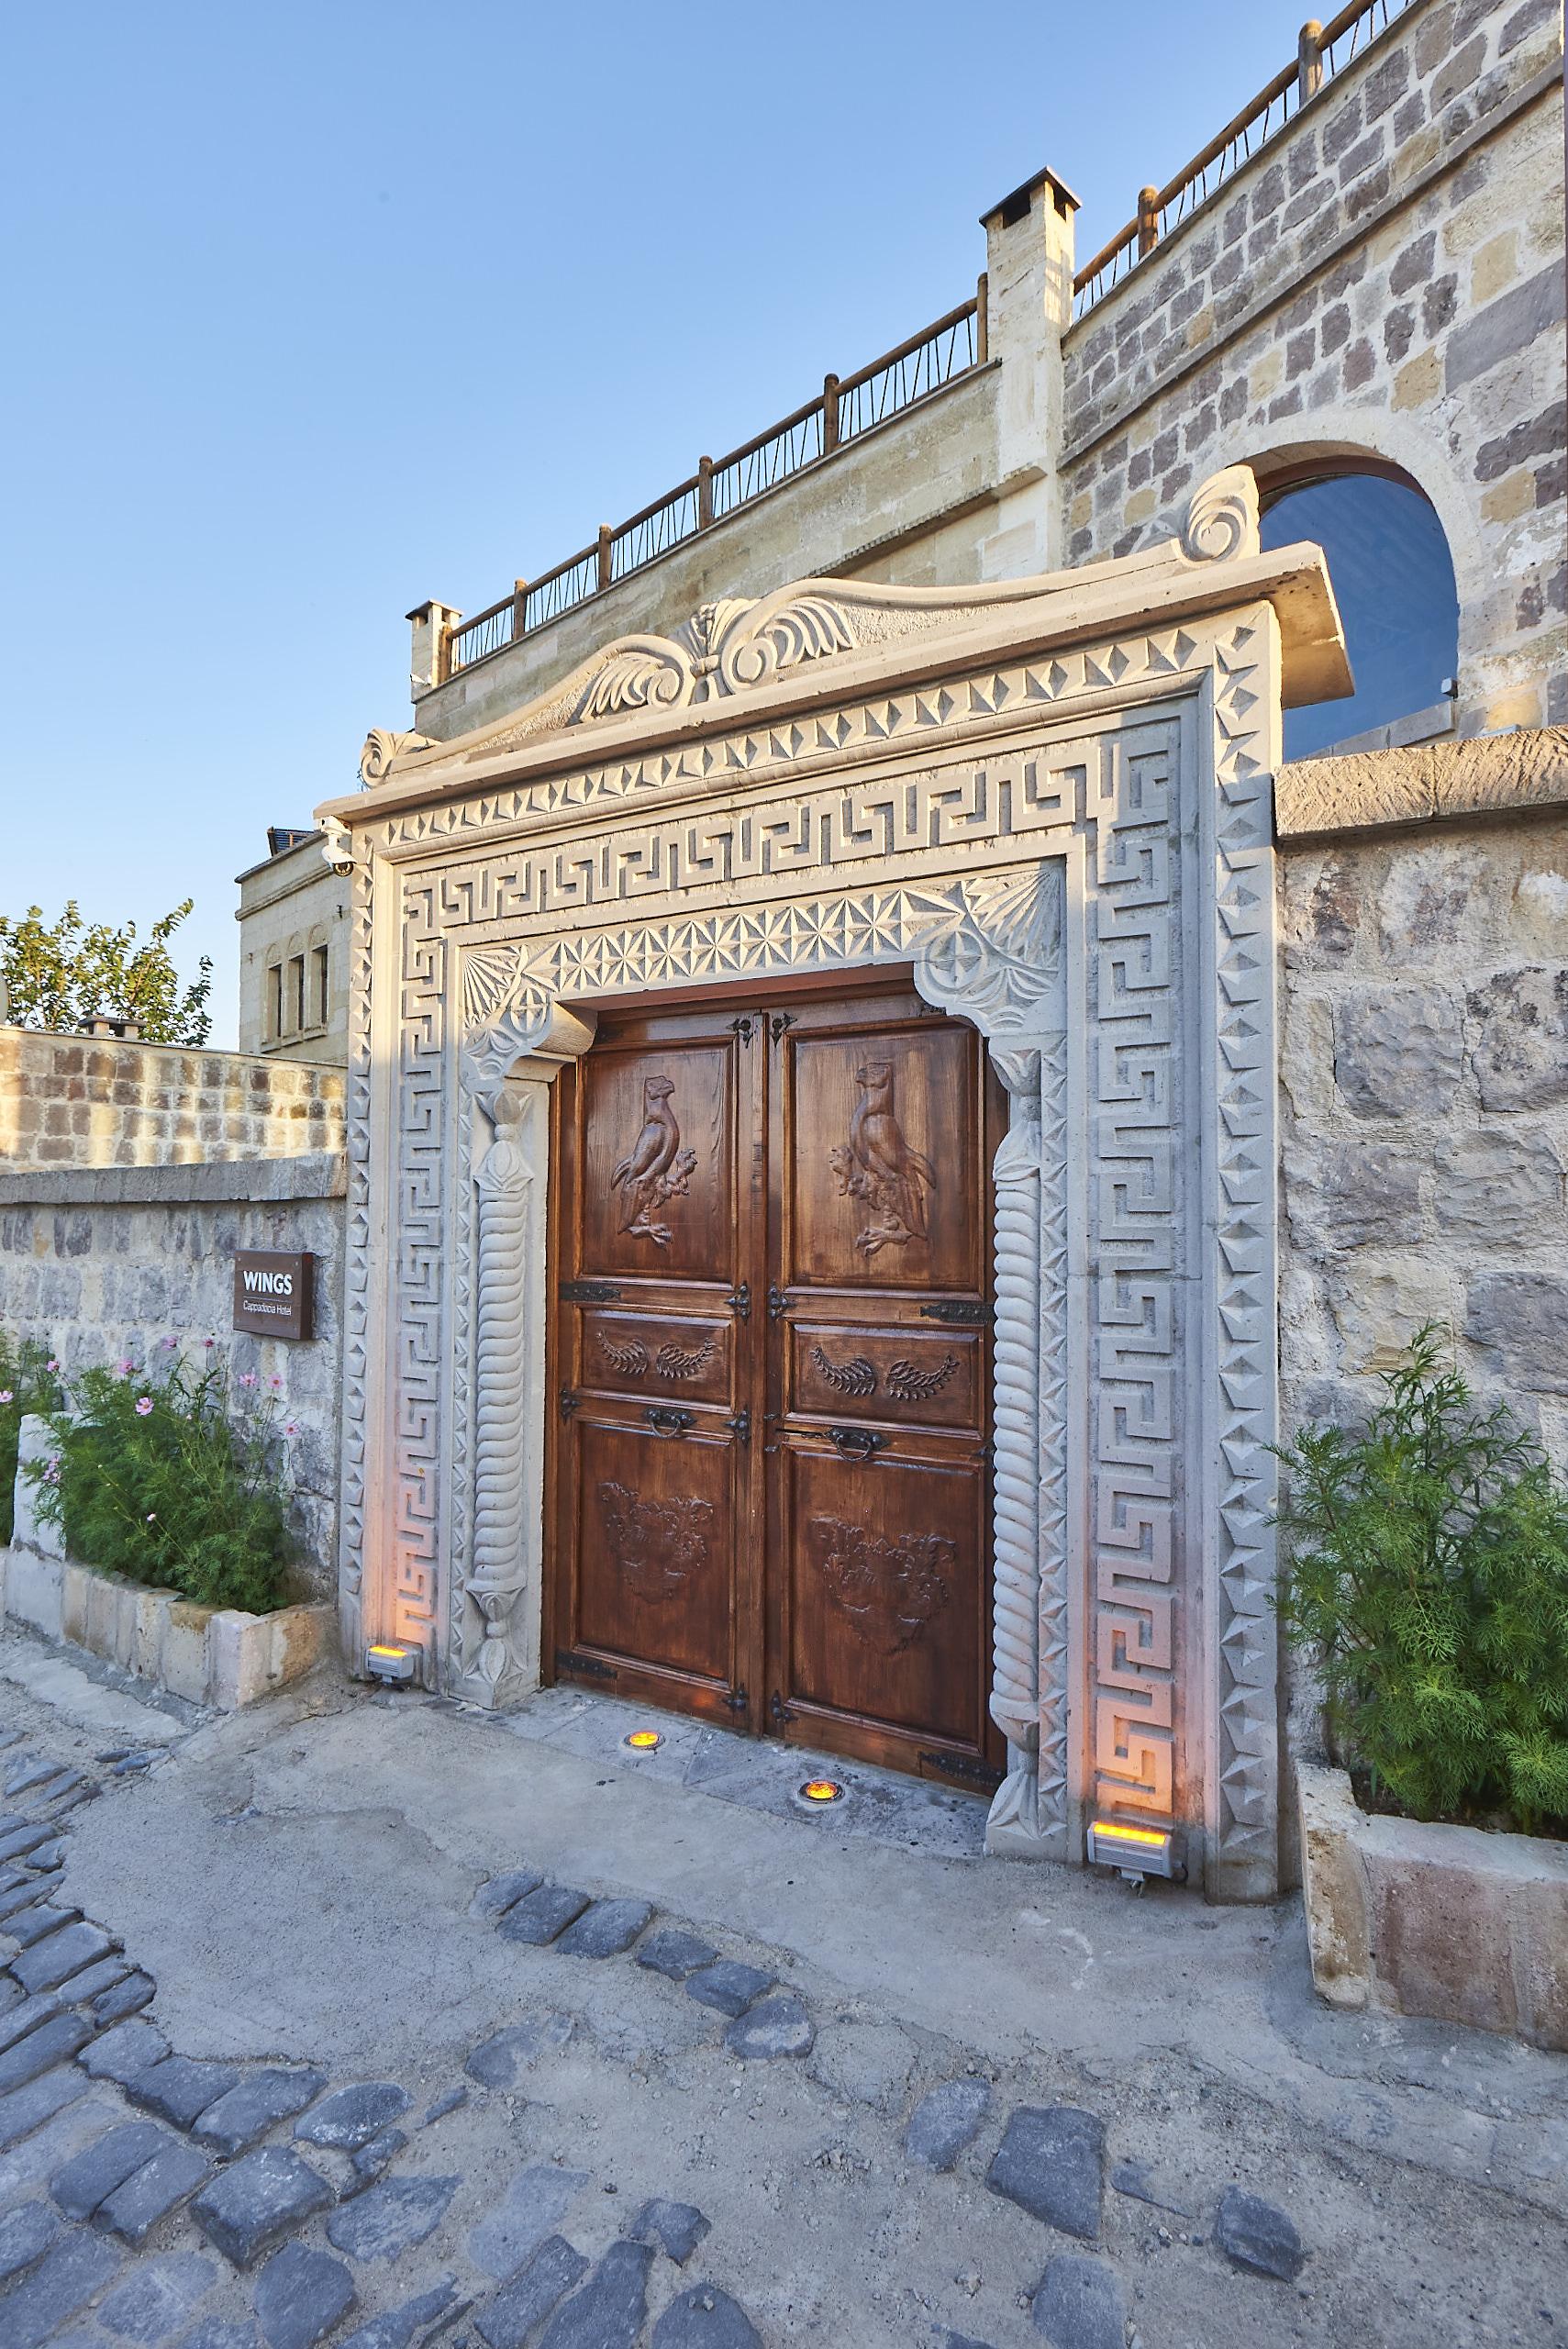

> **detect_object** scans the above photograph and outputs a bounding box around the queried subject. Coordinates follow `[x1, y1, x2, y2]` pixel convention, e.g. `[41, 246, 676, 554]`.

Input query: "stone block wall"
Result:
[0, 1027, 347, 1167]
[1276, 761, 1568, 1470]
[1061, 0, 1566, 736]
[0, 1157, 346, 1599]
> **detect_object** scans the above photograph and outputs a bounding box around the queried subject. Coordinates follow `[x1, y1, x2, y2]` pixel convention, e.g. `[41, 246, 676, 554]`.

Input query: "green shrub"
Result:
[0, 1336, 65, 1544]
[27, 1350, 297, 1616]
[1276, 1326, 1568, 1837]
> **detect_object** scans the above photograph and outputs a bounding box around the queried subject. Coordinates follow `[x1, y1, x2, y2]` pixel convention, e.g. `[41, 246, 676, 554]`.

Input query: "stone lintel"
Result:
[1275, 727, 1568, 844]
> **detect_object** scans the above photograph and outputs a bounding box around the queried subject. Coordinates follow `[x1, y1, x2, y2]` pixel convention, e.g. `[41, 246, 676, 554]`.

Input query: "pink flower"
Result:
[134, 1397, 153, 1417]
[116, 1359, 135, 1376]
[0, 1391, 12, 1406]
[161, 1335, 178, 1351]
[239, 1373, 258, 1390]
[270, 1375, 284, 1389]
[46, 1358, 60, 1372]
[203, 1338, 215, 1350]
[283, 1420, 299, 1437]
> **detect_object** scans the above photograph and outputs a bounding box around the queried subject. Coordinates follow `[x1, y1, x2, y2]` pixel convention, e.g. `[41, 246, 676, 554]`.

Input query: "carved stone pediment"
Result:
[348, 466, 1332, 796]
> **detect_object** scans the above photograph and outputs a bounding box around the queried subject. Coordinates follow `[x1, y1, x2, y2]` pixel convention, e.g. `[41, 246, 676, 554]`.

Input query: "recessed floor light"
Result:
[623, 1729, 663, 1752]
[794, 1776, 846, 1811]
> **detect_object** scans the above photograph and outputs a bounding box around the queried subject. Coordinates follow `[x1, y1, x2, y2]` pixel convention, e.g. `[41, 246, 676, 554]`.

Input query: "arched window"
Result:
[1257, 464, 1459, 761]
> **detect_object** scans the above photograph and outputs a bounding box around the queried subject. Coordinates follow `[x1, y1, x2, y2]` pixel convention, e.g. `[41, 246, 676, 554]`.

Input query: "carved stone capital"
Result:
[359, 729, 434, 785]
[1182, 463, 1261, 563]
[911, 866, 1062, 1046]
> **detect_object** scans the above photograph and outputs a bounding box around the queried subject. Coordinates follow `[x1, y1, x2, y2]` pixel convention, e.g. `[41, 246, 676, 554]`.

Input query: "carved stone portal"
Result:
[329, 503, 1328, 1898]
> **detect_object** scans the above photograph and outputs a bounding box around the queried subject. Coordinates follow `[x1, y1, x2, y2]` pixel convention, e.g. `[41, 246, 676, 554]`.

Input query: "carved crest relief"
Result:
[828, 1061, 937, 1256]
[807, 1516, 954, 1656]
[609, 1075, 698, 1247]
[597, 1480, 713, 1606]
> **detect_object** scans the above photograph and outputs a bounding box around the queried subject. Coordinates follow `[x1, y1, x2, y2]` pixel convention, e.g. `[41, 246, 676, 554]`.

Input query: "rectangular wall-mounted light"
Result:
[1086, 1818, 1184, 1882]
[365, 1643, 416, 1685]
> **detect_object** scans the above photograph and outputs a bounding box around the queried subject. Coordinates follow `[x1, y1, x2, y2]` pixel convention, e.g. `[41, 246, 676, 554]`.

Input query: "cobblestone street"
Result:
[0, 1633, 1564, 2349]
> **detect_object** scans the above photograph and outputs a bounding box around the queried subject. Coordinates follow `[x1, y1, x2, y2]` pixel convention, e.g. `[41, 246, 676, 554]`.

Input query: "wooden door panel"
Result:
[791, 1321, 981, 1431]
[582, 1309, 732, 1408]
[782, 1446, 985, 1749]
[573, 1415, 737, 1685]
[580, 1040, 733, 1282]
[782, 1023, 979, 1292]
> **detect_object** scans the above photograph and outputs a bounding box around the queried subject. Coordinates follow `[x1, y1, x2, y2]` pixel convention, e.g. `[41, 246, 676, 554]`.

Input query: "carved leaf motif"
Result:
[809, 1343, 877, 1397]
[597, 1479, 713, 1606]
[574, 641, 694, 725]
[654, 1336, 717, 1380]
[807, 1516, 954, 1656]
[595, 1330, 651, 1378]
[887, 1351, 958, 1402]
[717, 593, 857, 693]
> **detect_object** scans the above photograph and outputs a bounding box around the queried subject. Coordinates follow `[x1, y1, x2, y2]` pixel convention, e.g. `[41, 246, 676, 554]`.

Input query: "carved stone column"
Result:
[459, 1079, 545, 1706]
[984, 1050, 1051, 1856]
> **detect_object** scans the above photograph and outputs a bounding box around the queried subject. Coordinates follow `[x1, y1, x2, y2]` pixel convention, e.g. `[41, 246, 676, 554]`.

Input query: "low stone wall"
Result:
[0, 1153, 346, 1599]
[1298, 1763, 1568, 2048]
[0, 1026, 346, 1168]
[1277, 731, 1568, 1470]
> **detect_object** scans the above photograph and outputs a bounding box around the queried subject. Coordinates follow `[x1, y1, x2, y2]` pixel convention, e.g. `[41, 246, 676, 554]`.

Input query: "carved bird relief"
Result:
[806, 1516, 954, 1656]
[597, 1480, 713, 1606]
[828, 1061, 938, 1256]
[610, 1074, 698, 1247]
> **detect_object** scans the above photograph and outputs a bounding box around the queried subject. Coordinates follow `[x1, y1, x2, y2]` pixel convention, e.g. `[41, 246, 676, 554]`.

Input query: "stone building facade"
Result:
[236, 829, 351, 1063]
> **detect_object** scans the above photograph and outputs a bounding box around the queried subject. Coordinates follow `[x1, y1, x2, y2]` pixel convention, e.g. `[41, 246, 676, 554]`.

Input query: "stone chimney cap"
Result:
[981, 165, 1080, 228]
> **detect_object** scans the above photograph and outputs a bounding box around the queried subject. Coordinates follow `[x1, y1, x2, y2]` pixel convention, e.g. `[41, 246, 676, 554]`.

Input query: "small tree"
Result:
[0, 901, 213, 1044]
[1276, 1326, 1568, 1835]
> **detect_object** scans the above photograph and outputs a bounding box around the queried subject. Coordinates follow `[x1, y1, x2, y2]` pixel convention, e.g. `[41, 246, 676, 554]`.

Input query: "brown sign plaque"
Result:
[232, 1249, 315, 1341]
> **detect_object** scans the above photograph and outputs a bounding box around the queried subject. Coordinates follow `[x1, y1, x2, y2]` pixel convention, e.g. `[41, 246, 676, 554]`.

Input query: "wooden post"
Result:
[1137, 186, 1160, 259]
[597, 525, 613, 591]
[975, 273, 989, 365]
[511, 579, 528, 642]
[697, 456, 714, 529]
[822, 373, 840, 456]
[1297, 19, 1324, 104]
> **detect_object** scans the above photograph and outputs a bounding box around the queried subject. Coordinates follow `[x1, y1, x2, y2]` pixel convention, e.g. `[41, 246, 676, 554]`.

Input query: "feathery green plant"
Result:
[1275, 1326, 1568, 1835]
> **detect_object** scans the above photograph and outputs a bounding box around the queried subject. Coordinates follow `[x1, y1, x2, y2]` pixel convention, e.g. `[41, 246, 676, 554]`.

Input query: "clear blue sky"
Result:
[5, 1, 1296, 1046]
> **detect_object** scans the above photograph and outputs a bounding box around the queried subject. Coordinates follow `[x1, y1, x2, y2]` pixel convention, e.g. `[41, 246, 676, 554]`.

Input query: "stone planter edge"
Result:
[0, 1543, 330, 1711]
[1297, 1759, 1568, 2051]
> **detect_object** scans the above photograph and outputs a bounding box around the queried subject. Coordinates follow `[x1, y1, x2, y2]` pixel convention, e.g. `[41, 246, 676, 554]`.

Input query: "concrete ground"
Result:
[0, 1630, 1565, 2349]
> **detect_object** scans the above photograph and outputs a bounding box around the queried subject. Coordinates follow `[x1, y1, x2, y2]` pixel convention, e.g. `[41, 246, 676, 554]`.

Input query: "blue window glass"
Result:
[1259, 472, 1459, 759]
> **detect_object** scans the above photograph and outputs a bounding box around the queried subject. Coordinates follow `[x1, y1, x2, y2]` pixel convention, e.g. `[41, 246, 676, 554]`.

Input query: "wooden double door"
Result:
[547, 975, 1004, 1787]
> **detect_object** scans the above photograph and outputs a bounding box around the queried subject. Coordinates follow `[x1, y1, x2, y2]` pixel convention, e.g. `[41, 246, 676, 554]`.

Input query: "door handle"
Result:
[645, 1406, 695, 1438]
[828, 1425, 885, 1461]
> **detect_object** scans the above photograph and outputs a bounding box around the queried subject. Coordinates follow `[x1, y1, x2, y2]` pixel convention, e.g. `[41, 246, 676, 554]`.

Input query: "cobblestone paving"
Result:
[0, 1673, 1565, 2349]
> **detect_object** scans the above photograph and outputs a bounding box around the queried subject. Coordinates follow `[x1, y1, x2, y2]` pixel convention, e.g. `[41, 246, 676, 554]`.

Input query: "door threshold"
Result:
[491, 1685, 989, 1862]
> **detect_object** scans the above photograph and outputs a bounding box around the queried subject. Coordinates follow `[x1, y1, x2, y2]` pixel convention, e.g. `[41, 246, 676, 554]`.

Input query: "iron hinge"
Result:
[726, 1408, 751, 1446]
[729, 1016, 755, 1044]
[919, 1298, 991, 1326]
[726, 1282, 751, 1320]
[725, 1687, 750, 1715]
[560, 1280, 621, 1304]
[769, 1012, 795, 1041]
[556, 1648, 617, 1682]
[770, 1691, 796, 1729]
[918, 1749, 1006, 1792]
[767, 1286, 792, 1320]
[558, 1386, 580, 1420]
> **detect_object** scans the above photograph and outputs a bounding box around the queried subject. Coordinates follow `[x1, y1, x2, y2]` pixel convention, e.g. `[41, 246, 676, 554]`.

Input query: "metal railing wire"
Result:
[1071, 0, 1416, 318]
[441, 280, 987, 680]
